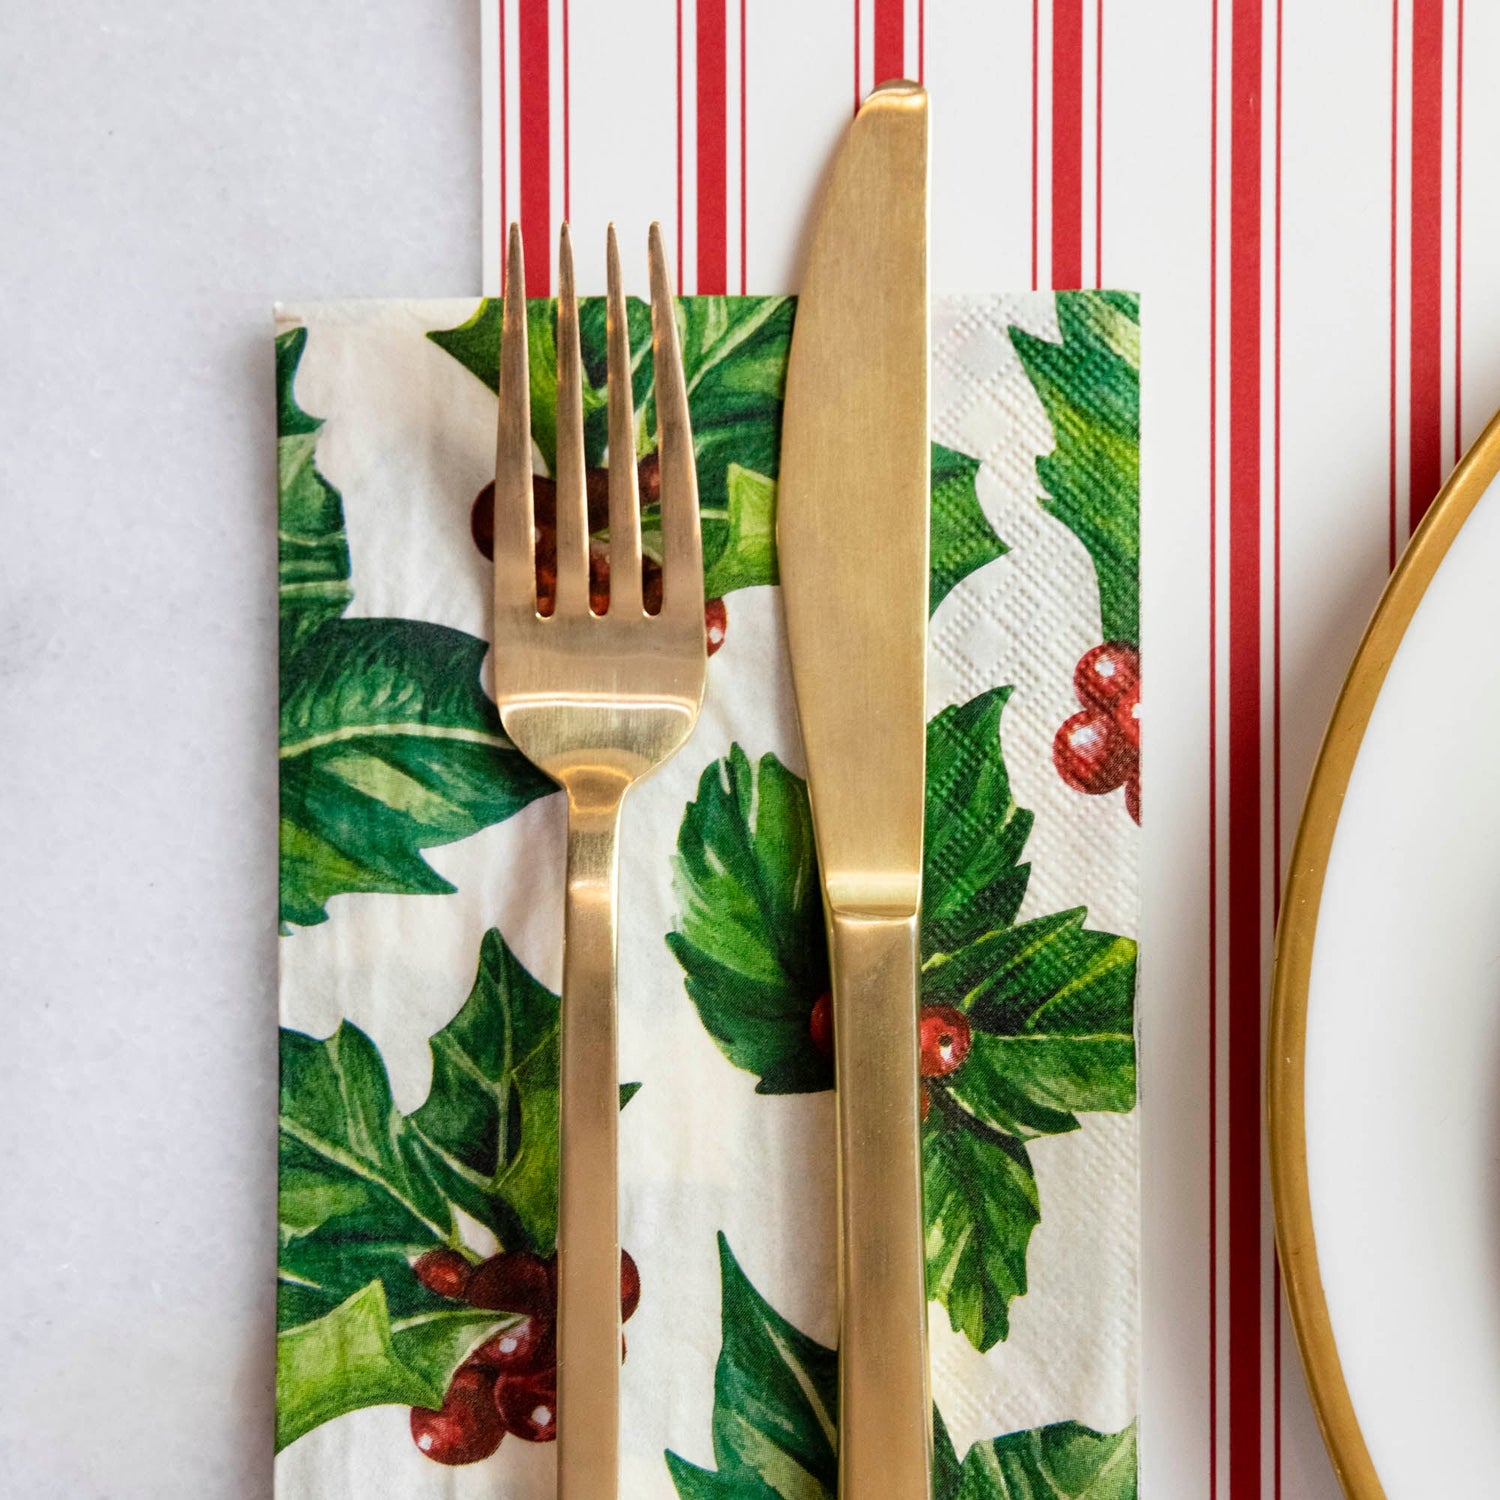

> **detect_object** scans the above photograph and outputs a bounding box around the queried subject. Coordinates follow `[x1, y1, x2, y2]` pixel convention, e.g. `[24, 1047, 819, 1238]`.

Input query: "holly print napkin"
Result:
[275, 290, 1141, 1499]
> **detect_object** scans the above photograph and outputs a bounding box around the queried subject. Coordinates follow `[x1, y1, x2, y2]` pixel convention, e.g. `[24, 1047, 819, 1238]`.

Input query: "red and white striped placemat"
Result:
[480, 5, 1489, 1495]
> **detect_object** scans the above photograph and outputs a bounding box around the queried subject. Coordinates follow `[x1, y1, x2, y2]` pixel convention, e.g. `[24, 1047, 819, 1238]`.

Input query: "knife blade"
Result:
[777, 79, 931, 1500]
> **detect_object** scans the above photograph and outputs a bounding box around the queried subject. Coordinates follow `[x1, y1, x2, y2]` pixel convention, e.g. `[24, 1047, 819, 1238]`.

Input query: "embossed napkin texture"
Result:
[274, 292, 1141, 1499]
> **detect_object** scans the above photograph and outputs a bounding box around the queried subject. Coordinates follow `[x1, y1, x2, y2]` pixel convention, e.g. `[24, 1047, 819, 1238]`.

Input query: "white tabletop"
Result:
[0, 5, 476, 1492]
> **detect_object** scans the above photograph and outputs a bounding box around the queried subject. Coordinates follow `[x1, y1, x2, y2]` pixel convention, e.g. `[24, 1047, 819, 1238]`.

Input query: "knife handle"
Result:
[828, 908, 933, 1500]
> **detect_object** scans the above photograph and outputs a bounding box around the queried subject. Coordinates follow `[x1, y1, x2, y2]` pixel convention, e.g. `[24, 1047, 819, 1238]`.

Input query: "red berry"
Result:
[808, 991, 833, 1061]
[638, 451, 662, 504]
[1074, 642, 1139, 709]
[642, 554, 664, 616]
[466, 1251, 555, 1318]
[1125, 771, 1141, 825]
[1053, 710, 1132, 795]
[589, 540, 610, 615]
[412, 1248, 473, 1301]
[620, 1249, 640, 1323]
[1112, 684, 1140, 751]
[410, 1365, 504, 1465]
[531, 475, 559, 532]
[534, 525, 558, 617]
[705, 597, 728, 655]
[472, 475, 565, 565]
[471, 478, 567, 622]
[533, 1252, 639, 1323]
[471, 482, 495, 560]
[918, 1006, 972, 1078]
[468, 1315, 555, 1375]
[584, 467, 611, 531]
[494, 1368, 557, 1443]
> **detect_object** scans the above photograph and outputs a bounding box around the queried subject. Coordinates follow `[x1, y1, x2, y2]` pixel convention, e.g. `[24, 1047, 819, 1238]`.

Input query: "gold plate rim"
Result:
[1268, 407, 1500, 1499]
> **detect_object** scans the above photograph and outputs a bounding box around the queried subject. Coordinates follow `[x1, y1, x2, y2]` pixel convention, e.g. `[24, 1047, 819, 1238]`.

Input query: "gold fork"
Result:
[490, 220, 706, 1500]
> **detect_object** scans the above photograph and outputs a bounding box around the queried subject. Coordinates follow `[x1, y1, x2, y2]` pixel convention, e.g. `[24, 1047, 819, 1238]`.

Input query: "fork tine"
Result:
[648, 222, 704, 621]
[605, 225, 643, 615]
[494, 223, 536, 613]
[553, 224, 591, 616]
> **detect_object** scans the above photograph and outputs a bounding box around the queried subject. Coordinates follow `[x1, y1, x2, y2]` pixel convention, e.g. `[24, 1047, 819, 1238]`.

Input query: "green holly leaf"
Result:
[669, 296, 794, 516]
[1010, 291, 1140, 644]
[278, 933, 574, 1310]
[406, 928, 564, 1248]
[275, 1280, 512, 1453]
[664, 1234, 1127, 1500]
[276, 325, 553, 930]
[276, 929, 637, 1447]
[925, 910, 1136, 1140]
[524, 297, 650, 472]
[277, 327, 352, 656]
[666, 747, 830, 1095]
[923, 1114, 1040, 1350]
[933, 1407, 965, 1500]
[933, 908, 1137, 1041]
[702, 463, 779, 596]
[942, 1025, 1133, 1142]
[429, 296, 654, 475]
[954, 1421, 1138, 1499]
[425, 297, 503, 393]
[930, 443, 1006, 615]
[664, 1233, 837, 1500]
[922, 688, 1034, 960]
[920, 916, 1135, 1346]
[278, 1020, 456, 1313]
[278, 618, 553, 928]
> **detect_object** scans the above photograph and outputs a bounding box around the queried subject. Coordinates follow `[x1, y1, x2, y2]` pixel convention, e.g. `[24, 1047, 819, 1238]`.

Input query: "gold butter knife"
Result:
[777, 79, 932, 1500]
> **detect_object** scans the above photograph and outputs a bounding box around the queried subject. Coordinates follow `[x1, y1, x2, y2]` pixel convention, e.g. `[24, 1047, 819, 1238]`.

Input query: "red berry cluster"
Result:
[406, 1245, 640, 1466]
[808, 993, 973, 1121]
[471, 456, 727, 654]
[1052, 642, 1140, 823]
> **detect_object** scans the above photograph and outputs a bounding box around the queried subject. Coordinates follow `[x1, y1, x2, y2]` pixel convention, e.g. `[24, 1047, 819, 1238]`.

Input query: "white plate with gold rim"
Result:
[1270, 412, 1500, 1497]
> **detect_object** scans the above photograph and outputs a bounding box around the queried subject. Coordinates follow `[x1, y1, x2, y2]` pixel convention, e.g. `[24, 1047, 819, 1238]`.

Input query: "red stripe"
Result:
[677, 0, 685, 284]
[1227, 0, 1263, 1495]
[1272, 0, 1284, 1490]
[1094, 0, 1103, 288]
[740, 0, 748, 294]
[874, 0, 903, 84]
[1409, 0, 1444, 531]
[697, 0, 728, 295]
[1207, 1, 1219, 1483]
[1272, 0, 1284, 997]
[1455, 0, 1465, 464]
[1030, 0, 1040, 290]
[562, 0, 571, 221]
[518, 0, 550, 296]
[500, 1, 507, 289]
[854, 0, 861, 114]
[1388, 0, 1399, 570]
[1051, 0, 1084, 289]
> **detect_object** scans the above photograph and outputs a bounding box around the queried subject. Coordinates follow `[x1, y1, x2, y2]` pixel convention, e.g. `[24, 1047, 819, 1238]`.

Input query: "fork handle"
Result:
[828, 909, 933, 1500]
[556, 787, 626, 1500]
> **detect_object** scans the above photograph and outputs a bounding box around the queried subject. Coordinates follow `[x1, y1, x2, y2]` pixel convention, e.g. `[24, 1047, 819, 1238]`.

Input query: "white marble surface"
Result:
[0, 4, 477, 1494]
